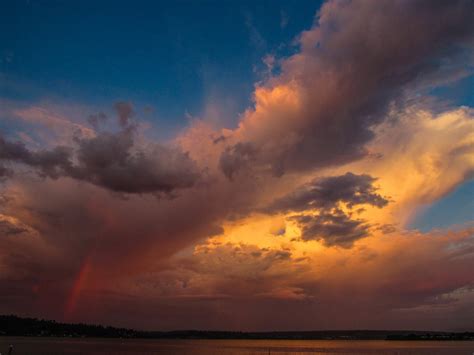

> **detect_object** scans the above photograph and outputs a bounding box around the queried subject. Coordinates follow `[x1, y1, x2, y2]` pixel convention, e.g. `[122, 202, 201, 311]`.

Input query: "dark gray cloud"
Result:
[70, 130, 199, 194]
[292, 210, 369, 247]
[0, 135, 72, 178]
[0, 129, 199, 195]
[0, 101, 202, 195]
[266, 173, 388, 213]
[264, 173, 388, 247]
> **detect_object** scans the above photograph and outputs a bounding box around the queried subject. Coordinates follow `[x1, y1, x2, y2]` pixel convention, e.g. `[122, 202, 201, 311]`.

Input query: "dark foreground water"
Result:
[1, 337, 473, 355]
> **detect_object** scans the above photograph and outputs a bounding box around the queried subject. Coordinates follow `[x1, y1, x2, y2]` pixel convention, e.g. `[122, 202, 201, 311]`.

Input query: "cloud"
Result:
[113, 101, 134, 128]
[70, 130, 199, 194]
[0, 134, 73, 179]
[261, 173, 388, 246]
[265, 172, 388, 213]
[0, 176, 233, 320]
[87, 112, 107, 130]
[352, 106, 474, 226]
[0, 215, 31, 236]
[139, 242, 307, 302]
[292, 210, 369, 247]
[219, 0, 474, 178]
[219, 142, 258, 180]
[12, 106, 95, 144]
[2, 101, 200, 195]
[0, 127, 200, 195]
[0, 164, 12, 179]
[114, 225, 474, 330]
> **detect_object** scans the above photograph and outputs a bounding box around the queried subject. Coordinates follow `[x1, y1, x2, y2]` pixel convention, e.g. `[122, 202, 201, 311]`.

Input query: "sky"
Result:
[0, 0, 473, 331]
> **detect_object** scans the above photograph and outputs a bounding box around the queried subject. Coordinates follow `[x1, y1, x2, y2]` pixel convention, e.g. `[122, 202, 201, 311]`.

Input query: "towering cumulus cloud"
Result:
[0, 0, 473, 331]
[220, 0, 474, 177]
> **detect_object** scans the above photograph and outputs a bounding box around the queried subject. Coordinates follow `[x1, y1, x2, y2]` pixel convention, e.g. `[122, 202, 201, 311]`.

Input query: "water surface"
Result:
[1, 337, 473, 354]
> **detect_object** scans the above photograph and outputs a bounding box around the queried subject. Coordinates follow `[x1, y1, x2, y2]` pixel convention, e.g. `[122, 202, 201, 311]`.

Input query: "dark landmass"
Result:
[1, 315, 473, 341]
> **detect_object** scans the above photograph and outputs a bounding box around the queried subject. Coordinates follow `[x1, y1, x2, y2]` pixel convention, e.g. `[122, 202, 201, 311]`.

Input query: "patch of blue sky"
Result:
[1, 0, 321, 128]
[410, 179, 474, 232]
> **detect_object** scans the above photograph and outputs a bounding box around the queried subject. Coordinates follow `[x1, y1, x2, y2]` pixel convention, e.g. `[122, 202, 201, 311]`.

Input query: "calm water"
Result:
[0, 337, 473, 355]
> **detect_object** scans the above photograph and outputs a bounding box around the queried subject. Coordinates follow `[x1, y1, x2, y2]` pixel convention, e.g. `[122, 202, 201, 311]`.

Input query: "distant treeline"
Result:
[1, 315, 473, 340]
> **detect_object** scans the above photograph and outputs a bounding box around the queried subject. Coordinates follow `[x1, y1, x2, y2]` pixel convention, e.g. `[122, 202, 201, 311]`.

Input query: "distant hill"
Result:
[1, 315, 473, 340]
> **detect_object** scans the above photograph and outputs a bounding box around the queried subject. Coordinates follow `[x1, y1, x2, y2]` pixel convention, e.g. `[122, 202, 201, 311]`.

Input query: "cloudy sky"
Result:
[1, 0, 473, 331]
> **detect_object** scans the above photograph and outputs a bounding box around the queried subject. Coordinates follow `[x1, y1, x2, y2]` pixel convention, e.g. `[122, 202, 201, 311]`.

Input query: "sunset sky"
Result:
[1, 0, 473, 331]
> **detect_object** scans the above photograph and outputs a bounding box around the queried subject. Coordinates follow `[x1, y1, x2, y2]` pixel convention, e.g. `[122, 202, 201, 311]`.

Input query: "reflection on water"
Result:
[0, 337, 473, 355]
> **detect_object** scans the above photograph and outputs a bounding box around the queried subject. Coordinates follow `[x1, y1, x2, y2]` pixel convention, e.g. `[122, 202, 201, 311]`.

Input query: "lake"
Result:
[0, 337, 473, 354]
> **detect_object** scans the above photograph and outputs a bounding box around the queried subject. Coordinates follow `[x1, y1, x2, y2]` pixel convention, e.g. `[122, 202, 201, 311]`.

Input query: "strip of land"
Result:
[1, 315, 473, 340]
